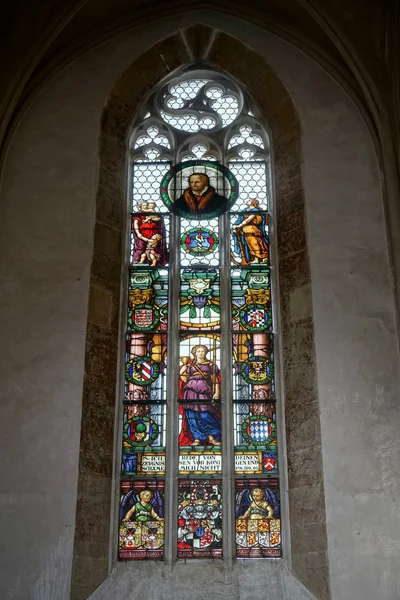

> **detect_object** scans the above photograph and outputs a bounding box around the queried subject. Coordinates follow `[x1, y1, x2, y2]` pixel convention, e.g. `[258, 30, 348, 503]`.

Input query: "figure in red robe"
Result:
[131, 201, 168, 265]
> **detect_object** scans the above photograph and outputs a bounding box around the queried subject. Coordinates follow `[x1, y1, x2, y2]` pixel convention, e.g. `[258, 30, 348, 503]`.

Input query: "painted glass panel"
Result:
[180, 268, 220, 330]
[180, 218, 219, 267]
[125, 332, 167, 402]
[232, 333, 275, 401]
[234, 403, 277, 475]
[119, 480, 165, 560]
[178, 445, 222, 474]
[178, 401, 222, 469]
[230, 207, 269, 267]
[161, 160, 238, 219]
[179, 334, 221, 401]
[234, 450, 278, 475]
[232, 268, 272, 332]
[178, 479, 223, 558]
[123, 71, 281, 562]
[235, 479, 281, 558]
[130, 213, 169, 267]
[128, 269, 168, 332]
[229, 156, 280, 556]
[178, 333, 222, 466]
[120, 157, 170, 560]
[122, 403, 166, 475]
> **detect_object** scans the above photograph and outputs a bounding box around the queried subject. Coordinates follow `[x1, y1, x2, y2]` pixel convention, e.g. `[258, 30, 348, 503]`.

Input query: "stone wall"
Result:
[70, 28, 329, 600]
[0, 14, 398, 600]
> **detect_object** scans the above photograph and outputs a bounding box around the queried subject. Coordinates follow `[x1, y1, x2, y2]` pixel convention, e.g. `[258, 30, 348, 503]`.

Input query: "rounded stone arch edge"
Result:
[71, 30, 330, 600]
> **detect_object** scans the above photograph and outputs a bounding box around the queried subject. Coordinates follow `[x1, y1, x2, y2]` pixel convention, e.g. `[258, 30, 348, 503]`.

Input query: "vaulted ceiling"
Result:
[1, 0, 398, 163]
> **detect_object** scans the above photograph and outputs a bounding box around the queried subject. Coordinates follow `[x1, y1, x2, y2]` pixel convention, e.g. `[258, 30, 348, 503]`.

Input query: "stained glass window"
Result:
[119, 70, 281, 561]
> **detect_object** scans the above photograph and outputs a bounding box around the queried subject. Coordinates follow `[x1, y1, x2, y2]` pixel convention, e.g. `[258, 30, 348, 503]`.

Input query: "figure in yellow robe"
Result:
[232, 198, 269, 265]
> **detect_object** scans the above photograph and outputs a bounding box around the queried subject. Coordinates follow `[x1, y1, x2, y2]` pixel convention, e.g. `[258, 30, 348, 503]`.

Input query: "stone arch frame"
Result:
[72, 27, 329, 600]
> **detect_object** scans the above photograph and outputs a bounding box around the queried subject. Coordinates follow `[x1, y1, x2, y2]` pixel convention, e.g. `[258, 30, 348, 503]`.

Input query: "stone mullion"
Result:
[164, 212, 181, 564]
[220, 209, 235, 562]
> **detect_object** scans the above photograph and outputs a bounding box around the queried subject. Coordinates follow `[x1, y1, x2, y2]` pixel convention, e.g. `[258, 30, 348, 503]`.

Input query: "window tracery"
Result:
[158, 75, 242, 132]
[118, 68, 281, 561]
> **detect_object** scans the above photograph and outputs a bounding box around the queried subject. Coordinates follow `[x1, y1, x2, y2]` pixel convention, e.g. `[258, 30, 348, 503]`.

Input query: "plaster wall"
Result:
[240, 28, 400, 600]
[0, 12, 398, 600]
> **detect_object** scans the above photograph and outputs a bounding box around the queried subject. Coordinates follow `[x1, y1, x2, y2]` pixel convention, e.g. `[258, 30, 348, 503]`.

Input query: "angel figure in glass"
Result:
[235, 482, 281, 557]
[237, 487, 276, 520]
[121, 489, 164, 523]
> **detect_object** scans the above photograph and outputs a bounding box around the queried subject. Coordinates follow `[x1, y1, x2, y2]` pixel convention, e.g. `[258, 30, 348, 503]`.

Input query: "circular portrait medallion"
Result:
[160, 160, 239, 219]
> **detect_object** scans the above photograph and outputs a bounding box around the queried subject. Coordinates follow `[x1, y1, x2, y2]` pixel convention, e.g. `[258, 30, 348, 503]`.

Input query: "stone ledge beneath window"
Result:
[89, 560, 323, 600]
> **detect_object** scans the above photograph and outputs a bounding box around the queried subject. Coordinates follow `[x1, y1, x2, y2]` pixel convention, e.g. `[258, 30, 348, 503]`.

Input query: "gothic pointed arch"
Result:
[72, 26, 329, 600]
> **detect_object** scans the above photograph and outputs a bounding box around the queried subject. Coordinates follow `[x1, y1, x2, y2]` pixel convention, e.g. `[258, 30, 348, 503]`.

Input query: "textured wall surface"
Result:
[71, 27, 329, 600]
[256, 34, 400, 600]
[0, 11, 398, 600]
[91, 561, 317, 600]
